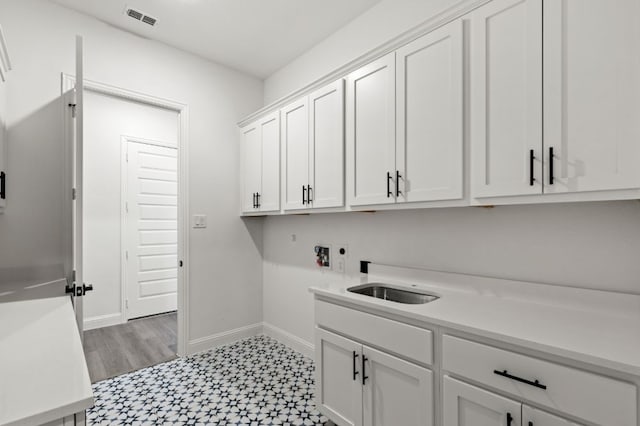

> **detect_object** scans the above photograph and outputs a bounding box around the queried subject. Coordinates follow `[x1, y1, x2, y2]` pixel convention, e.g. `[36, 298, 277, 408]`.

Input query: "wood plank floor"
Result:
[83, 312, 177, 383]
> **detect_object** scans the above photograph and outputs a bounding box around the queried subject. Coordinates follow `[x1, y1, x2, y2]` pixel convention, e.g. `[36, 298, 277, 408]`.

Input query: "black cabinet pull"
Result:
[0, 171, 5, 200]
[529, 149, 535, 186]
[548, 146, 554, 185]
[507, 412, 513, 426]
[386, 172, 392, 198]
[529, 422, 533, 426]
[352, 351, 359, 381]
[252, 193, 256, 208]
[307, 185, 313, 203]
[494, 369, 547, 390]
[362, 355, 369, 385]
[256, 193, 261, 208]
[396, 171, 402, 197]
[302, 186, 307, 205]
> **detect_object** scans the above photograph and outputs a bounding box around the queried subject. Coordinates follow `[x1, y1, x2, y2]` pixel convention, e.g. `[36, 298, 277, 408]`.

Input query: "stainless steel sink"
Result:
[347, 283, 439, 304]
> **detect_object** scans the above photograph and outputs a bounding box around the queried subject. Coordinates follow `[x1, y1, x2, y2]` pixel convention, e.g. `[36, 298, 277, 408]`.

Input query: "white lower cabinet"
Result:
[444, 376, 521, 426]
[315, 327, 433, 426]
[444, 377, 582, 426]
[522, 405, 582, 426]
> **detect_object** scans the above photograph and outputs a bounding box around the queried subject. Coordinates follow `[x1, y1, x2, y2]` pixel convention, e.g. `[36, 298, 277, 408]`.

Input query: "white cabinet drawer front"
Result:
[442, 335, 637, 426]
[315, 300, 432, 365]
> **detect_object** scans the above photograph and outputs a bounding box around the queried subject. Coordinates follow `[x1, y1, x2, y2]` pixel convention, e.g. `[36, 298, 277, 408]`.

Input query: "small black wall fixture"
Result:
[360, 260, 371, 274]
[0, 171, 5, 200]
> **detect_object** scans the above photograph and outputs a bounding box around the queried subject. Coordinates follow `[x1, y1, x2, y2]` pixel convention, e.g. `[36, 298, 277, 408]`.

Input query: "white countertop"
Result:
[310, 264, 640, 377]
[0, 296, 94, 426]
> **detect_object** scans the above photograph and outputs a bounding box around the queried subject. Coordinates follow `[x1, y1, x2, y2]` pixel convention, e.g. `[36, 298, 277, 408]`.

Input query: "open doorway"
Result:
[63, 75, 189, 383]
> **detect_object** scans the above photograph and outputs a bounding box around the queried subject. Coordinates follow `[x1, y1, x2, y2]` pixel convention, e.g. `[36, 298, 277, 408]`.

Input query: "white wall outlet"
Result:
[192, 214, 207, 229]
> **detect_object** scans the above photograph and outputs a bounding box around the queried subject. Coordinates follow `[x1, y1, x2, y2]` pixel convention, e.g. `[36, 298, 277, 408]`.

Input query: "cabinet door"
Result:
[259, 112, 280, 212]
[346, 52, 396, 206]
[523, 405, 583, 426]
[543, 0, 640, 193]
[470, 0, 543, 198]
[362, 345, 433, 426]
[282, 98, 309, 211]
[396, 20, 464, 203]
[315, 328, 363, 426]
[309, 79, 345, 209]
[443, 376, 521, 426]
[240, 122, 261, 213]
[0, 78, 6, 211]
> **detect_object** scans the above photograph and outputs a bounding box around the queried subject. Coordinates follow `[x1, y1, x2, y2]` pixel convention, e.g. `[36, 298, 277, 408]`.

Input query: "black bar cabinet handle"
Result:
[362, 355, 369, 385]
[302, 186, 306, 205]
[396, 170, 402, 197]
[252, 193, 256, 208]
[549, 146, 554, 185]
[0, 171, 5, 200]
[256, 193, 261, 208]
[386, 172, 392, 198]
[494, 369, 547, 390]
[529, 422, 533, 426]
[307, 185, 312, 203]
[529, 149, 535, 186]
[352, 351, 359, 381]
[507, 412, 513, 426]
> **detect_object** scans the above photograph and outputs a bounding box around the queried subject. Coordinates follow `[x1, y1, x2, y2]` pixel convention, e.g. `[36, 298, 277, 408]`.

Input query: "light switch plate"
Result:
[192, 214, 207, 229]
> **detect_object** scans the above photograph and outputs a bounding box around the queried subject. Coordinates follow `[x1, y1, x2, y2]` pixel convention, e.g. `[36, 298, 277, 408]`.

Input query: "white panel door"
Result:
[259, 112, 280, 212]
[282, 98, 309, 211]
[543, 0, 640, 193]
[443, 376, 522, 426]
[396, 20, 464, 203]
[470, 0, 543, 198]
[347, 52, 396, 206]
[523, 405, 583, 426]
[362, 345, 433, 426]
[309, 79, 345, 209]
[315, 328, 363, 426]
[241, 123, 261, 213]
[125, 142, 178, 320]
[72, 35, 85, 334]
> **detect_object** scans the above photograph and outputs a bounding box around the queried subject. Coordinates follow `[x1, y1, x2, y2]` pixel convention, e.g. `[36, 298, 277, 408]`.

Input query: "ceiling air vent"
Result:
[125, 7, 158, 27]
[126, 8, 143, 21]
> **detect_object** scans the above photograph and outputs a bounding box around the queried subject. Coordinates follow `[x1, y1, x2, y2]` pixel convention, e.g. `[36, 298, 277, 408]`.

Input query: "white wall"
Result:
[264, 0, 469, 103]
[83, 91, 178, 326]
[261, 0, 640, 348]
[0, 0, 264, 352]
[263, 202, 640, 346]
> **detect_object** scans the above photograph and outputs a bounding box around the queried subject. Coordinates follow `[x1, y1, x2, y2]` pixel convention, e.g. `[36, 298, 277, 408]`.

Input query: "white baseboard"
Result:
[187, 322, 263, 355]
[84, 313, 123, 330]
[262, 322, 314, 359]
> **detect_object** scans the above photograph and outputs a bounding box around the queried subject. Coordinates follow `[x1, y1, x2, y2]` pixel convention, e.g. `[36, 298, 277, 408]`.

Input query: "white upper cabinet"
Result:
[396, 20, 464, 203]
[240, 123, 261, 213]
[240, 112, 280, 214]
[543, 0, 640, 194]
[470, 0, 543, 198]
[282, 98, 309, 211]
[346, 52, 396, 207]
[282, 79, 345, 211]
[309, 80, 345, 209]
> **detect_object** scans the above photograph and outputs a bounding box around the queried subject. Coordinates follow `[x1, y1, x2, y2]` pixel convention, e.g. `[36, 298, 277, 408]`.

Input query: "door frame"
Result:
[62, 74, 190, 357]
[121, 136, 179, 322]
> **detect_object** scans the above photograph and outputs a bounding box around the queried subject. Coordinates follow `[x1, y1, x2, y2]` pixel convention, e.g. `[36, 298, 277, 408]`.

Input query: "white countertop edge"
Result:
[3, 396, 94, 426]
[310, 286, 640, 377]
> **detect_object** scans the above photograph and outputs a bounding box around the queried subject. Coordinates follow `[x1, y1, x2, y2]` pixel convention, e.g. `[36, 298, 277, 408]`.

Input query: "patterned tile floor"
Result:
[88, 335, 329, 425]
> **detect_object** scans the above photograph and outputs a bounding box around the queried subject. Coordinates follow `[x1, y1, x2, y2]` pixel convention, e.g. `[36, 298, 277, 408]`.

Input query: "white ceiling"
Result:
[51, 0, 382, 78]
